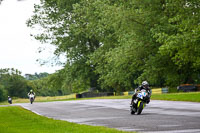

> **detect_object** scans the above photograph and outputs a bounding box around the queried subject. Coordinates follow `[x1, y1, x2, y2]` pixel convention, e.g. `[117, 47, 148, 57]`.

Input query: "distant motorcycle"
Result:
[130, 89, 149, 115]
[8, 97, 12, 104]
[28, 94, 35, 104]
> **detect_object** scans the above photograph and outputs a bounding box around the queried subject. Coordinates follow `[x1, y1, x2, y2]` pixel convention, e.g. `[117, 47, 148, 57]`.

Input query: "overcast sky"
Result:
[0, 0, 63, 75]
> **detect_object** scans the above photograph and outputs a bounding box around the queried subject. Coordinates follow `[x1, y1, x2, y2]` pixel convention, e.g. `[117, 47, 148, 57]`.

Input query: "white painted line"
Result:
[116, 127, 141, 131]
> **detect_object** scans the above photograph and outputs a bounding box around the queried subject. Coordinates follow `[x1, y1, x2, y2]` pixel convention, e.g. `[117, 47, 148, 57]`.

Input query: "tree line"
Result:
[0, 68, 68, 102]
[1, 1, 200, 102]
[0, 68, 29, 101]
[26, 0, 200, 94]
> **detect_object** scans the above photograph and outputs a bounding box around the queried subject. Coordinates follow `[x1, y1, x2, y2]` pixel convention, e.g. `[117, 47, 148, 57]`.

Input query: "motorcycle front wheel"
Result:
[137, 101, 143, 115]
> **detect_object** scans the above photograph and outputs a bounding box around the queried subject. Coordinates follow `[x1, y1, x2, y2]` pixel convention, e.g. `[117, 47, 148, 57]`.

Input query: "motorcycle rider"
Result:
[8, 96, 12, 104]
[27, 90, 35, 99]
[131, 81, 151, 107]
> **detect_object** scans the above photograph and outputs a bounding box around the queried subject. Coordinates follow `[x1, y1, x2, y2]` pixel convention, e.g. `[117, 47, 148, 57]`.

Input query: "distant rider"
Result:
[8, 96, 12, 104]
[131, 81, 151, 106]
[28, 90, 35, 99]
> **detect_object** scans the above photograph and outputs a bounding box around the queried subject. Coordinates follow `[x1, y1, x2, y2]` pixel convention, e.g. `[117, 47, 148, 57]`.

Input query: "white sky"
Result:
[0, 0, 64, 75]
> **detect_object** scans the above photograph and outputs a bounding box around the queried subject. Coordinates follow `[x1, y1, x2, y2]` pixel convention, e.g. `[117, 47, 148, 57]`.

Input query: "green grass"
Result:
[0, 101, 8, 105]
[95, 92, 200, 102]
[1, 93, 199, 132]
[0, 106, 134, 133]
[0, 94, 77, 105]
[151, 92, 200, 102]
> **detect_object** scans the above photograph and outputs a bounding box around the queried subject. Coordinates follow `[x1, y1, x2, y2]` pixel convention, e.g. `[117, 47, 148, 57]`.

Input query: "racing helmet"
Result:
[30, 90, 33, 92]
[142, 81, 149, 88]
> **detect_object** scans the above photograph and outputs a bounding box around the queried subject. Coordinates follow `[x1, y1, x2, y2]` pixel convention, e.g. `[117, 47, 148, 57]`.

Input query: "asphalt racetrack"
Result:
[15, 99, 200, 133]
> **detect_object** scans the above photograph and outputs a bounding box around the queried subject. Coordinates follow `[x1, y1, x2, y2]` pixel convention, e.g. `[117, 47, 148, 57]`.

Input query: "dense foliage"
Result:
[0, 68, 29, 101]
[28, 71, 71, 96]
[27, 0, 200, 93]
[0, 68, 57, 101]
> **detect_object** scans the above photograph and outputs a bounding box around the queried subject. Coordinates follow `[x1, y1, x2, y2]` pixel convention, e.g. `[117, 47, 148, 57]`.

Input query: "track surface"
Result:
[13, 99, 200, 133]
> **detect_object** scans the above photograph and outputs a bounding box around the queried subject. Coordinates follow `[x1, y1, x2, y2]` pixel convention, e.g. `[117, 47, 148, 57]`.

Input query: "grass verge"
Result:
[0, 106, 133, 133]
[151, 92, 200, 102]
[0, 94, 77, 105]
[74, 92, 200, 102]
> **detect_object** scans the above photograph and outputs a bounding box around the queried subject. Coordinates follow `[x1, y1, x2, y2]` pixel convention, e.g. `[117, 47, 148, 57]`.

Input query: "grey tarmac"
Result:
[8, 99, 200, 133]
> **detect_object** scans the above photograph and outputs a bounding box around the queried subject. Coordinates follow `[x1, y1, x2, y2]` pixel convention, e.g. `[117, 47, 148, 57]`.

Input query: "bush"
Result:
[0, 85, 8, 102]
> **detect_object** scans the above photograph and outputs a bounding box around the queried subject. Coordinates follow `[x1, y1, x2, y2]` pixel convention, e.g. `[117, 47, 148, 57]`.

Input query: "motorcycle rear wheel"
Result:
[30, 99, 33, 104]
[131, 109, 135, 115]
[130, 105, 136, 115]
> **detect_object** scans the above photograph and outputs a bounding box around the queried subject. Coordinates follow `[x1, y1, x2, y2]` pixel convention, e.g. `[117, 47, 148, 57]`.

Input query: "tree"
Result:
[0, 68, 29, 98]
[27, 0, 200, 92]
[138, 0, 200, 86]
[0, 85, 7, 102]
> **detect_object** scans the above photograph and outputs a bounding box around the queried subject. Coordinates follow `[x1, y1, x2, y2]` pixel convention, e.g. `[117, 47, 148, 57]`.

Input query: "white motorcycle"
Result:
[28, 94, 35, 104]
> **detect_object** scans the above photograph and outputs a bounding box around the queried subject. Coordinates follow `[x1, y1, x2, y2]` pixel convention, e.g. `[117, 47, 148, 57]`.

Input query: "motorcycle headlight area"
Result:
[137, 93, 143, 99]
